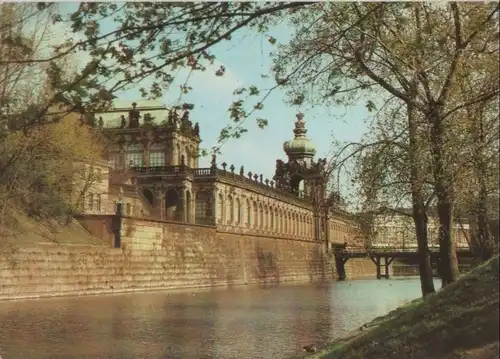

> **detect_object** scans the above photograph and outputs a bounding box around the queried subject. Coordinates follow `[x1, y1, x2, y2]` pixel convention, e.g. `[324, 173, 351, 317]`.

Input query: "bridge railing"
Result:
[333, 244, 471, 254]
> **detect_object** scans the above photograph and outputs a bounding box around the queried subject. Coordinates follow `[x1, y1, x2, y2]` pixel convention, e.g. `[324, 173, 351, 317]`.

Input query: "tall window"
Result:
[149, 152, 165, 166]
[259, 204, 263, 229]
[126, 203, 131, 215]
[96, 194, 102, 211]
[252, 202, 258, 228]
[246, 199, 251, 225]
[126, 152, 143, 167]
[270, 208, 274, 230]
[217, 194, 224, 224]
[236, 199, 241, 225]
[87, 193, 94, 210]
[227, 195, 234, 224]
[195, 191, 210, 225]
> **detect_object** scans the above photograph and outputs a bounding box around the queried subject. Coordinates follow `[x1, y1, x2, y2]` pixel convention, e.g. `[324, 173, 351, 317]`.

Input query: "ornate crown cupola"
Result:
[283, 112, 316, 167]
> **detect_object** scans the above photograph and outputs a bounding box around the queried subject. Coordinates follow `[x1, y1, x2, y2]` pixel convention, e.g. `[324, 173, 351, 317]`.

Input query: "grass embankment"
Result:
[299, 255, 499, 359]
[0, 213, 106, 248]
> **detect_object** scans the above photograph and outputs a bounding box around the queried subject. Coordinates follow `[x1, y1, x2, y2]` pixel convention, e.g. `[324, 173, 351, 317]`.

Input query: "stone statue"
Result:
[98, 116, 104, 130]
[120, 115, 126, 129]
[129, 102, 140, 128]
[210, 154, 217, 169]
[143, 113, 154, 126]
[274, 159, 285, 179]
[193, 122, 200, 136]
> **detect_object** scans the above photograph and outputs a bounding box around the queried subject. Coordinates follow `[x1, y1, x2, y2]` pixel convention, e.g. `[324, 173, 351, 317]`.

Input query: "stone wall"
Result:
[0, 217, 377, 301]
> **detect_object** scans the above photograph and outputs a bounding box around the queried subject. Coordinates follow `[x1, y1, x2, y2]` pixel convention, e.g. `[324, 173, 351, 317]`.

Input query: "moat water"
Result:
[0, 277, 441, 359]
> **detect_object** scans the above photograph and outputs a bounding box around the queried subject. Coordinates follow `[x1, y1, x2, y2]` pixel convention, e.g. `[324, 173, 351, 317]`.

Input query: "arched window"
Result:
[217, 193, 224, 224]
[259, 203, 264, 229]
[264, 205, 269, 229]
[126, 203, 131, 215]
[253, 201, 258, 228]
[246, 199, 251, 226]
[270, 207, 274, 230]
[236, 198, 241, 225]
[227, 195, 234, 224]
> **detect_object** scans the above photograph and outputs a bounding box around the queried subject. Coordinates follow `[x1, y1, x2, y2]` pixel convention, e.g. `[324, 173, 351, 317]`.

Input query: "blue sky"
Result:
[56, 3, 371, 192]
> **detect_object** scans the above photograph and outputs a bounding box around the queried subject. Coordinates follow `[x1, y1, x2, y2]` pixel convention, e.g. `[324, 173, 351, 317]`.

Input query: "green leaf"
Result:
[366, 100, 377, 112]
[256, 118, 268, 129]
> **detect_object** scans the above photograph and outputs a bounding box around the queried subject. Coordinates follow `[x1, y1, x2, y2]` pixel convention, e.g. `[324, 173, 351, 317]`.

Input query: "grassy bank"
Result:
[0, 213, 106, 248]
[298, 255, 499, 359]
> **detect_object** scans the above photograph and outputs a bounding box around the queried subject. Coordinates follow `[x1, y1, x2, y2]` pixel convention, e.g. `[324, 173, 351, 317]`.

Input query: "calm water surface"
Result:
[0, 278, 441, 359]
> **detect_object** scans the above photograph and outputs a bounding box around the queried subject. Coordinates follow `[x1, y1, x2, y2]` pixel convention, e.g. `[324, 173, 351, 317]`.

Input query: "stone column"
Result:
[119, 147, 125, 169]
[154, 188, 165, 220]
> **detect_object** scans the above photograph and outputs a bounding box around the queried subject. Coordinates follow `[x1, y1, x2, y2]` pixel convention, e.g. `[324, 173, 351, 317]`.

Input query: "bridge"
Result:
[331, 245, 474, 280]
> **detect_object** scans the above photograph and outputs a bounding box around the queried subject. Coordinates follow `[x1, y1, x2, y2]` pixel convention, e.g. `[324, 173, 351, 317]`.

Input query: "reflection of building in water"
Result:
[78, 100, 362, 247]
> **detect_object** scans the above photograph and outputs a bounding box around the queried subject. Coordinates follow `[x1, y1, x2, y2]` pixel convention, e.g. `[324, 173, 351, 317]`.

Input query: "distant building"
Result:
[75, 101, 362, 248]
[369, 209, 470, 249]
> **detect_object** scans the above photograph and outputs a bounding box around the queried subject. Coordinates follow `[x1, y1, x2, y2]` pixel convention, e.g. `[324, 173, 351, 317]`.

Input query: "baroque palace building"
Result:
[79, 100, 362, 249]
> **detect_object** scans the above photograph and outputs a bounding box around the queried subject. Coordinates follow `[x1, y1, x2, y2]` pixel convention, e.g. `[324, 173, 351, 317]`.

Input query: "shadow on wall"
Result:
[308, 245, 330, 282]
[255, 247, 280, 288]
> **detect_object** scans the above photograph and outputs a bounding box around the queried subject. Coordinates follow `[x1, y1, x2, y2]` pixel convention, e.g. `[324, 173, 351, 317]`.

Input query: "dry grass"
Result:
[298, 256, 499, 359]
[0, 212, 107, 248]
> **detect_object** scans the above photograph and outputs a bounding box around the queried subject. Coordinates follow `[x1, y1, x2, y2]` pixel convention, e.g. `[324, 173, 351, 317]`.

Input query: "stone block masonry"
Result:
[0, 217, 377, 301]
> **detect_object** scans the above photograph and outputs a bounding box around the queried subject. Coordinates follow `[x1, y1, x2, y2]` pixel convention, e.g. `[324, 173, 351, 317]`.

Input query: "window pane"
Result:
[126, 152, 143, 167]
[149, 151, 165, 166]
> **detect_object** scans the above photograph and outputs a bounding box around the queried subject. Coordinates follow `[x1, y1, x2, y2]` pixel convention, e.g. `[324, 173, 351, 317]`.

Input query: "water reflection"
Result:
[0, 278, 440, 359]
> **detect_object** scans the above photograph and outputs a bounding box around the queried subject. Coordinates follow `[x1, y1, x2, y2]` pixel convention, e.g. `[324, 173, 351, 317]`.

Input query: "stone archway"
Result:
[165, 188, 179, 220]
[290, 174, 304, 194]
[142, 188, 154, 206]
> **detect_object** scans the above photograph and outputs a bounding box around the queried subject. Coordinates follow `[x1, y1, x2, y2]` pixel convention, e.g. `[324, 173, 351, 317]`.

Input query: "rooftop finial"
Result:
[293, 112, 307, 138]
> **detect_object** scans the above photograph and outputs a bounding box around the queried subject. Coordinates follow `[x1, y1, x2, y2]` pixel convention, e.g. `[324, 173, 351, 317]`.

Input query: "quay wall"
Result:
[0, 217, 378, 301]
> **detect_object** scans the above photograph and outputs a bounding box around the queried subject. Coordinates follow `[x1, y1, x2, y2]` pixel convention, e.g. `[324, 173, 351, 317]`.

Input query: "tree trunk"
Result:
[408, 102, 435, 296]
[429, 106, 460, 286]
[436, 197, 460, 285]
[476, 181, 493, 261]
[472, 116, 493, 261]
[413, 199, 435, 296]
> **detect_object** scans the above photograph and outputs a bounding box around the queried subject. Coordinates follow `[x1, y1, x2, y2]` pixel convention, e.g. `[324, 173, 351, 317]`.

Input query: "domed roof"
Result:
[283, 113, 316, 159]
